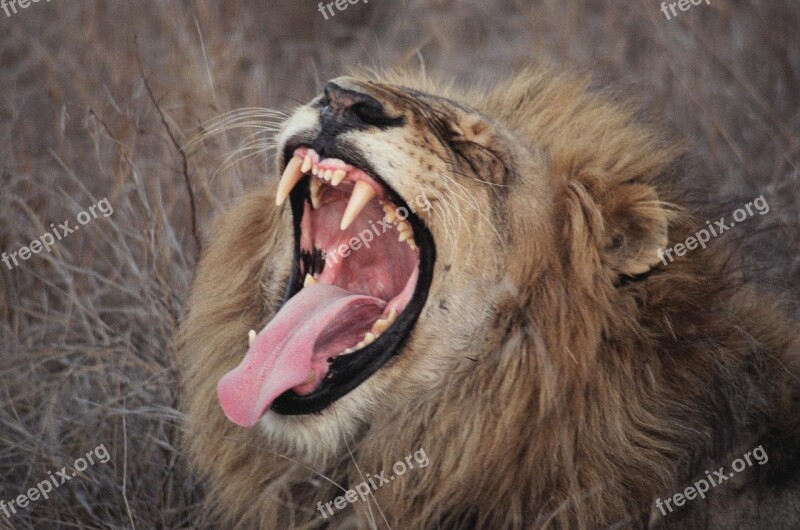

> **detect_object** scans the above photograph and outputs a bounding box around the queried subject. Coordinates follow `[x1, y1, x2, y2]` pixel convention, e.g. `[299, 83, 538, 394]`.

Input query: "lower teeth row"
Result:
[245, 306, 398, 355]
[341, 308, 398, 355]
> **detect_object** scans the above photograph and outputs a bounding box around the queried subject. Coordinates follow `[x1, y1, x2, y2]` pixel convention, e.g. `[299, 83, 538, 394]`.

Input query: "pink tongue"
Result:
[217, 283, 385, 427]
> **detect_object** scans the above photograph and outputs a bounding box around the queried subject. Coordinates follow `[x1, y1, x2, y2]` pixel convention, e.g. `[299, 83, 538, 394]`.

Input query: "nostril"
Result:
[320, 81, 404, 130]
[351, 101, 386, 125]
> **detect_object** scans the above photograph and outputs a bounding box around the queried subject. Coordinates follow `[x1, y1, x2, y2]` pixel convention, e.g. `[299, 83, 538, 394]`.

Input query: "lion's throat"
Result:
[216, 284, 385, 427]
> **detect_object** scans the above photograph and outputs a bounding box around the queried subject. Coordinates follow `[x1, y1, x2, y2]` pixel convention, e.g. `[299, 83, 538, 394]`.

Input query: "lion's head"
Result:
[214, 75, 554, 443]
[179, 70, 799, 528]
[213, 70, 671, 442]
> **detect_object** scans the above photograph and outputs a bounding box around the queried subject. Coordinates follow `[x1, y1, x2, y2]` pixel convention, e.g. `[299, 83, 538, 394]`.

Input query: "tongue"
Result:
[217, 283, 386, 427]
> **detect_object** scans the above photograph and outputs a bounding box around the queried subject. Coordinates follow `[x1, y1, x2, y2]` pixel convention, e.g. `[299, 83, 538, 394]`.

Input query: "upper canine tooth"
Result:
[301, 154, 313, 173]
[248, 329, 256, 347]
[331, 169, 347, 186]
[340, 181, 376, 230]
[275, 156, 304, 206]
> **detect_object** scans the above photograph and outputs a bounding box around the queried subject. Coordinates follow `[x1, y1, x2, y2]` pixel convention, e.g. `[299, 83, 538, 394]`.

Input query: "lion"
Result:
[177, 69, 800, 529]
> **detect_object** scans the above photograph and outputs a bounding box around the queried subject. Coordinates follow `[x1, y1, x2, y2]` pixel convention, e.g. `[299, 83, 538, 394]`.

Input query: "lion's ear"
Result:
[600, 182, 669, 277]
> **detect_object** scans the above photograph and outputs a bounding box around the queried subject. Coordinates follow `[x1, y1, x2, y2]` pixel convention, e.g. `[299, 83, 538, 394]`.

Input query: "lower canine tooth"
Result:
[304, 274, 317, 287]
[248, 329, 256, 347]
[304, 370, 315, 385]
[310, 178, 322, 208]
[373, 318, 390, 333]
[301, 154, 313, 173]
[399, 231, 412, 242]
[340, 181, 377, 230]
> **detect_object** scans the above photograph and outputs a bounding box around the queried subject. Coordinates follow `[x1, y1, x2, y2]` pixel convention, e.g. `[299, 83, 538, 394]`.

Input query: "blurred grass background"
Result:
[0, 0, 798, 528]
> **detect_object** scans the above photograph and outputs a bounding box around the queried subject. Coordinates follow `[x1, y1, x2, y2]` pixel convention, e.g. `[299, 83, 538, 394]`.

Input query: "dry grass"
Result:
[0, 0, 798, 528]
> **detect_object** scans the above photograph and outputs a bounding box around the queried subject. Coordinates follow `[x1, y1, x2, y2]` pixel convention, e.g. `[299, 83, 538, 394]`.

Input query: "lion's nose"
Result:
[320, 81, 400, 130]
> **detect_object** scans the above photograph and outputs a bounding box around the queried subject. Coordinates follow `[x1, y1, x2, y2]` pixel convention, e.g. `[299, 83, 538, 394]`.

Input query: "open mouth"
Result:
[217, 146, 435, 425]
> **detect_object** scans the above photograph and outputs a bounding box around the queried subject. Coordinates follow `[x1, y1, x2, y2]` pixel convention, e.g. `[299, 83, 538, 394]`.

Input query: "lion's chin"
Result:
[254, 379, 383, 462]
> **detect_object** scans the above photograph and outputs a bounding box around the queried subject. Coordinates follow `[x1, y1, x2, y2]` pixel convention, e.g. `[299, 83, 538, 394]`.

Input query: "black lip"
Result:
[270, 142, 436, 415]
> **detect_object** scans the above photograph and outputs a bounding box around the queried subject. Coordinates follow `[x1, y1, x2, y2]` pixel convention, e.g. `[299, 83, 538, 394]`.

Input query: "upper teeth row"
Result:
[382, 202, 417, 251]
[276, 151, 377, 231]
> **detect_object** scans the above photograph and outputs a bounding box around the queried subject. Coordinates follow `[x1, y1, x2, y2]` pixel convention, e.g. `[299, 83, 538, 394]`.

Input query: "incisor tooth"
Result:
[312, 165, 319, 176]
[387, 308, 398, 324]
[340, 181, 376, 230]
[304, 274, 317, 287]
[331, 169, 347, 186]
[248, 329, 256, 347]
[324, 169, 333, 181]
[275, 156, 304, 206]
[397, 221, 411, 233]
[301, 154, 313, 173]
[399, 230, 412, 242]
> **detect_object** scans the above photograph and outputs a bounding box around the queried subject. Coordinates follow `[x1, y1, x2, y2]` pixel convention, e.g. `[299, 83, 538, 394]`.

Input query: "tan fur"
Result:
[178, 69, 800, 528]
